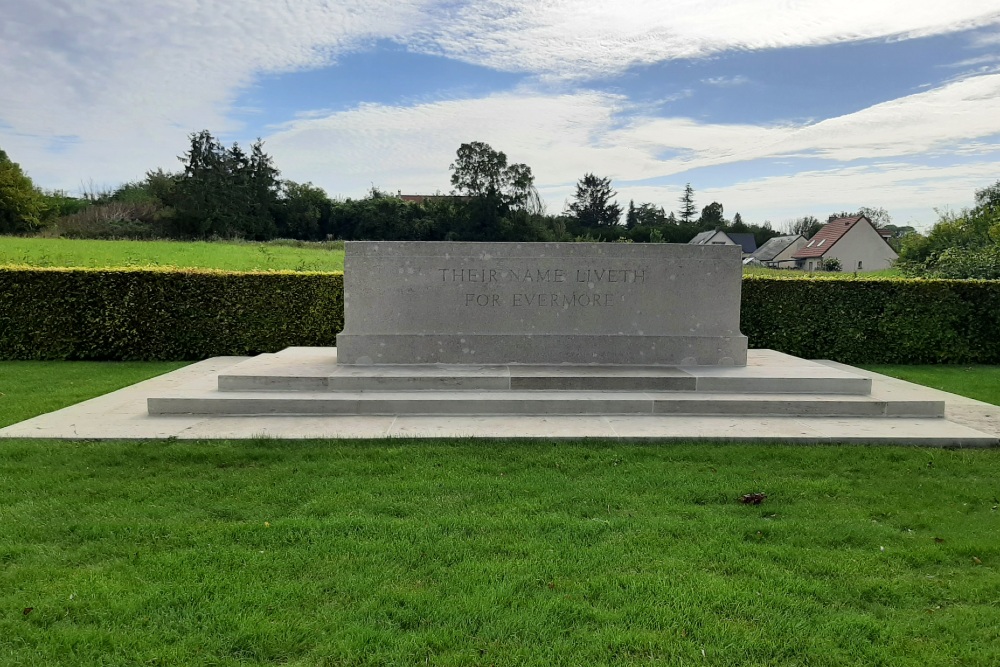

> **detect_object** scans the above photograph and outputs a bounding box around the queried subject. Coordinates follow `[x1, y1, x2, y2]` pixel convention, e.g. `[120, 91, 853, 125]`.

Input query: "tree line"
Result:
[0, 132, 938, 257]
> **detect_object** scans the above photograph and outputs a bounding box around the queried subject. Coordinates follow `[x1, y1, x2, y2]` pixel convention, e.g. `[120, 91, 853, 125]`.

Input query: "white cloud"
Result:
[262, 73, 1000, 226]
[0, 0, 434, 187]
[615, 161, 1000, 231]
[702, 76, 750, 87]
[415, 1, 1000, 78]
[2, 0, 999, 225]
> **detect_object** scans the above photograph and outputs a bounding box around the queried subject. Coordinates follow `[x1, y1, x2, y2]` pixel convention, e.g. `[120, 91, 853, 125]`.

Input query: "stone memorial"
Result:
[335, 241, 748, 366]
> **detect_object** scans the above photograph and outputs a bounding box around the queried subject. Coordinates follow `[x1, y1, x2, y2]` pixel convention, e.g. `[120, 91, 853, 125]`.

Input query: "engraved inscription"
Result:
[439, 267, 644, 284]
[442, 264, 645, 308]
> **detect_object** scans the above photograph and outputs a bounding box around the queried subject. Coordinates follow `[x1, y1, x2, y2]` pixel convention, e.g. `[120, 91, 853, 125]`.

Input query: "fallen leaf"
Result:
[22, 607, 33, 616]
[933, 537, 945, 543]
[972, 556, 982, 565]
[740, 493, 767, 505]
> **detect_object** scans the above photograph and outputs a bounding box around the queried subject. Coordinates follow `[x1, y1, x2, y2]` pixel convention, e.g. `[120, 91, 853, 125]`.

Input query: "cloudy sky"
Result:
[3, 1, 1000, 231]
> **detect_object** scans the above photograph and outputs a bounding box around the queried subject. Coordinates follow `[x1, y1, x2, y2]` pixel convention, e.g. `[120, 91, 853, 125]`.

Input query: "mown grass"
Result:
[743, 266, 902, 278]
[1, 439, 998, 666]
[0, 237, 345, 272]
[863, 365, 1000, 406]
[0, 361, 188, 428]
[1, 362, 999, 664]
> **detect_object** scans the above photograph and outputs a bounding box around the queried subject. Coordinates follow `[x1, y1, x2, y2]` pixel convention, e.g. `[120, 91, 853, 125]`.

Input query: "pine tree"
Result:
[679, 183, 696, 223]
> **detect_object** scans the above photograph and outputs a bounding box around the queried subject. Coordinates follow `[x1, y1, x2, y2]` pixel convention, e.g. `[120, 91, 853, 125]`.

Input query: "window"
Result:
[857, 260, 863, 270]
[806, 240, 815, 247]
[817, 239, 825, 247]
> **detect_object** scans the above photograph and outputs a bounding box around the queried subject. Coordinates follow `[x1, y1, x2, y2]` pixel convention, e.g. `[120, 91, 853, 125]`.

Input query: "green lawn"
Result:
[863, 365, 1000, 406]
[0, 361, 188, 428]
[743, 266, 902, 278]
[1, 439, 999, 666]
[1, 362, 999, 664]
[0, 237, 345, 272]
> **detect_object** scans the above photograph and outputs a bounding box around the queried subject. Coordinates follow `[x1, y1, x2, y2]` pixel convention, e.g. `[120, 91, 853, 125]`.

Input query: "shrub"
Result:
[0, 267, 343, 360]
[741, 276, 1000, 364]
[2, 269, 998, 364]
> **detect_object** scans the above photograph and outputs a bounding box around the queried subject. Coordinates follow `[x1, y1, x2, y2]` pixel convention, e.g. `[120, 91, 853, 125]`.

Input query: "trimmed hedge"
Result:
[0, 267, 343, 360]
[2, 268, 998, 363]
[741, 276, 1000, 364]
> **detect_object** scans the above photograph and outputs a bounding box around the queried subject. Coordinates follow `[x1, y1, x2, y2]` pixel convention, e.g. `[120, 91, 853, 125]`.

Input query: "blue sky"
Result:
[3, 1, 1000, 231]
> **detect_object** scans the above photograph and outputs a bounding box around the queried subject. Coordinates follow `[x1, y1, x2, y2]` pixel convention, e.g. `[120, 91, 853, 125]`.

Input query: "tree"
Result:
[679, 183, 696, 223]
[785, 215, 822, 238]
[699, 201, 724, 227]
[897, 180, 1000, 278]
[275, 181, 332, 240]
[0, 148, 47, 234]
[172, 130, 280, 239]
[566, 173, 623, 228]
[828, 207, 891, 228]
[449, 141, 539, 211]
[858, 206, 891, 228]
[625, 200, 637, 229]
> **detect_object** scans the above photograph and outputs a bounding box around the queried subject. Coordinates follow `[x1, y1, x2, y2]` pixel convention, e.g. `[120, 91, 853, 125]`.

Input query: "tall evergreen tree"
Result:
[566, 173, 623, 228]
[679, 183, 696, 223]
[172, 130, 280, 239]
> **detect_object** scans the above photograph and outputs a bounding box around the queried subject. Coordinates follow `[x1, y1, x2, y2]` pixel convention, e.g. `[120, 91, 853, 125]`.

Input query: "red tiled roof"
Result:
[792, 216, 865, 259]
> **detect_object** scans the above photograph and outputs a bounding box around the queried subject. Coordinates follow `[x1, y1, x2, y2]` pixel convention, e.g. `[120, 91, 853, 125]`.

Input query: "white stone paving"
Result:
[1, 353, 998, 446]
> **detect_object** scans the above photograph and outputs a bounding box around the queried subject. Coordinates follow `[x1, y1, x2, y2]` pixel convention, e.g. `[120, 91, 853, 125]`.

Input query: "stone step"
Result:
[216, 350, 873, 395]
[148, 389, 942, 418]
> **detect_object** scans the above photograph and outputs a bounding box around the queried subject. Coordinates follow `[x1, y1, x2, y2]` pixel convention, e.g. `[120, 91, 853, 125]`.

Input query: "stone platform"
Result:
[1, 348, 997, 445]
[148, 348, 936, 418]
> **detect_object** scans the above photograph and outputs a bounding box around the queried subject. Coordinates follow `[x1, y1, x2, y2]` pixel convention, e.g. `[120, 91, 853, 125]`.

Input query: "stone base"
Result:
[144, 347, 941, 420]
[2, 351, 997, 445]
[335, 334, 748, 366]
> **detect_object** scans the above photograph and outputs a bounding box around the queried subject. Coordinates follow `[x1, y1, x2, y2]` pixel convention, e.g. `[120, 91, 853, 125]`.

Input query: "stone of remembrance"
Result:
[335, 241, 748, 366]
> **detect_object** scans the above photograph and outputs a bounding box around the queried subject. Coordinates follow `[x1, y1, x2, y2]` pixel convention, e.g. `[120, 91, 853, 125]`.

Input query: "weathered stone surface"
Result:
[336, 241, 748, 365]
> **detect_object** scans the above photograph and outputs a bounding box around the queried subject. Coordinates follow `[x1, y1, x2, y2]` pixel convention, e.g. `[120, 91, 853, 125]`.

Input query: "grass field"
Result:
[1, 438, 999, 666]
[0, 237, 345, 272]
[1, 237, 910, 277]
[864, 365, 1000, 406]
[743, 265, 902, 278]
[2, 363, 999, 664]
[0, 361, 188, 428]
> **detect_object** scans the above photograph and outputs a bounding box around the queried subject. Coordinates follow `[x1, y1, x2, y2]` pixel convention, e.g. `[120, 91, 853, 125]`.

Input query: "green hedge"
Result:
[741, 276, 1000, 364]
[2, 268, 999, 363]
[0, 267, 343, 360]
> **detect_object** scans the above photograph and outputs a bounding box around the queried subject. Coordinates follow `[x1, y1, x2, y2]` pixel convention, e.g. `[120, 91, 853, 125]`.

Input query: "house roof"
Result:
[727, 233, 758, 254]
[752, 235, 803, 261]
[792, 215, 867, 259]
[688, 230, 723, 245]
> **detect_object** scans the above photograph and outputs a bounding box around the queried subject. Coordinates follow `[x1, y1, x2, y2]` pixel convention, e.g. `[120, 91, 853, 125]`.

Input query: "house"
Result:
[727, 233, 758, 256]
[751, 234, 807, 268]
[791, 215, 897, 272]
[688, 230, 757, 256]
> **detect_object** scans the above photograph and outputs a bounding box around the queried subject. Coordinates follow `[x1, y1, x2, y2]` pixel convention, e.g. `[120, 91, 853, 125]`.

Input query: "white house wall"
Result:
[826, 224, 897, 271]
[768, 237, 808, 267]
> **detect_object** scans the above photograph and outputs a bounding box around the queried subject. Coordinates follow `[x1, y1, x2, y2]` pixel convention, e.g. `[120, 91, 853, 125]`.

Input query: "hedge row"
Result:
[741, 276, 1000, 364]
[0, 267, 343, 361]
[2, 268, 998, 363]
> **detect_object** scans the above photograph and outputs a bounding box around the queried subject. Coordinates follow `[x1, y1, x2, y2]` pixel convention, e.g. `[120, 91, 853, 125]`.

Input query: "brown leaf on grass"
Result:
[972, 556, 982, 565]
[933, 537, 945, 543]
[22, 607, 33, 616]
[740, 493, 767, 505]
